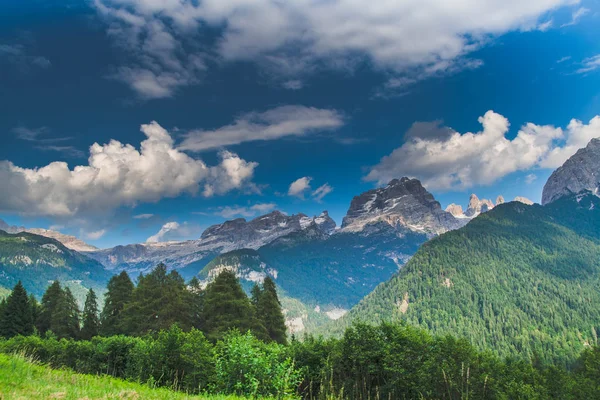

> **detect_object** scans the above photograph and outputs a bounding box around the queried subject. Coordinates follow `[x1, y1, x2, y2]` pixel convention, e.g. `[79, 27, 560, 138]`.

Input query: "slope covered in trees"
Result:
[334, 194, 600, 365]
[0, 230, 111, 300]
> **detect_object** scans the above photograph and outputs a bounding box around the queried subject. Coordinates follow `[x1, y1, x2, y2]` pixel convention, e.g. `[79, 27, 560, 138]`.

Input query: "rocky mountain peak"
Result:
[445, 204, 464, 218]
[496, 195, 505, 206]
[542, 138, 600, 205]
[341, 177, 460, 235]
[465, 194, 494, 217]
[0, 219, 97, 252]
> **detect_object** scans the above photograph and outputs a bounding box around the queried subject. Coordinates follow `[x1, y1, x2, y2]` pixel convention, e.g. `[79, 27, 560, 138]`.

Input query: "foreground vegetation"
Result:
[2, 322, 600, 399]
[1, 256, 600, 398]
[0, 353, 249, 400]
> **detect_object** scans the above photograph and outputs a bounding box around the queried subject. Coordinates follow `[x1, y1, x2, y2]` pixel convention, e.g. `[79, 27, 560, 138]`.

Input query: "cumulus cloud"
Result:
[0, 122, 258, 217]
[94, 0, 574, 96]
[146, 221, 201, 243]
[214, 203, 277, 218]
[288, 177, 312, 198]
[179, 106, 344, 152]
[312, 183, 333, 202]
[366, 111, 600, 191]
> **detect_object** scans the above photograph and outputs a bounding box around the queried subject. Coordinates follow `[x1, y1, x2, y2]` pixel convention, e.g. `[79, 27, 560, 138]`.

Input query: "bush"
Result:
[214, 330, 301, 398]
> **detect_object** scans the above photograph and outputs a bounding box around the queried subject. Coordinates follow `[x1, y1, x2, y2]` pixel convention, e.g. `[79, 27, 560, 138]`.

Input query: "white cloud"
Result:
[537, 19, 553, 31]
[312, 183, 333, 202]
[133, 213, 154, 219]
[179, 106, 344, 152]
[288, 177, 312, 198]
[577, 55, 600, 74]
[146, 221, 201, 243]
[556, 56, 571, 63]
[0, 44, 51, 70]
[83, 229, 107, 240]
[282, 80, 304, 90]
[525, 174, 538, 184]
[214, 203, 277, 218]
[0, 122, 258, 217]
[561, 7, 589, 27]
[94, 0, 574, 96]
[366, 111, 600, 191]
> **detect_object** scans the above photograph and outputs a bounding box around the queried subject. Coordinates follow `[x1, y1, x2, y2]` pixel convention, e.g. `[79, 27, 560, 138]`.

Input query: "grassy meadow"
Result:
[0, 353, 248, 400]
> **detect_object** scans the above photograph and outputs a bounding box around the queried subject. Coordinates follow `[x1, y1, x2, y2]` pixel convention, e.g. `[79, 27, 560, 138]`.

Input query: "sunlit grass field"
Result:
[0, 353, 248, 400]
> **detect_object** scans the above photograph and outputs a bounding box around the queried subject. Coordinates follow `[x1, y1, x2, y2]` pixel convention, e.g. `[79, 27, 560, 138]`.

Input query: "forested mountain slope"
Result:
[0, 230, 110, 300]
[333, 193, 600, 364]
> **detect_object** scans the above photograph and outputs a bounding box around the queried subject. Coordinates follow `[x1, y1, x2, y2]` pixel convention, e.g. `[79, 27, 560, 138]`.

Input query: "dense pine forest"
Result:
[1, 265, 600, 399]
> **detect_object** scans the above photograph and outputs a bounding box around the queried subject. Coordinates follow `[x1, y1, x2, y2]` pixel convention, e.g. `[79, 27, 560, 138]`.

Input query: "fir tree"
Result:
[255, 277, 287, 344]
[0, 281, 34, 338]
[188, 277, 205, 330]
[120, 264, 193, 335]
[36, 281, 63, 335]
[100, 271, 134, 336]
[51, 287, 80, 339]
[203, 270, 265, 341]
[80, 289, 100, 340]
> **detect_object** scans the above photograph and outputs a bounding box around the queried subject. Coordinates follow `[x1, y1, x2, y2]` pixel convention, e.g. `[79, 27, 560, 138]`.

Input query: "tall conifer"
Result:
[81, 288, 100, 340]
[100, 271, 134, 336]
[255, 277, 287, 344]
[0, 281, 34, 338]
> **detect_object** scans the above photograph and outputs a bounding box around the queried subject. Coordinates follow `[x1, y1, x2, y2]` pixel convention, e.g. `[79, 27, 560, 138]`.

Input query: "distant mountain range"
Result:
[1, 138, 598, 339]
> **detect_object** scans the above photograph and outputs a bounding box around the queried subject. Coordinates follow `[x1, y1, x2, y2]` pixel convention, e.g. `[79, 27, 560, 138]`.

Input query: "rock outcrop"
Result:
[341, 178, 460, 235]
[542, 138, 600, 205]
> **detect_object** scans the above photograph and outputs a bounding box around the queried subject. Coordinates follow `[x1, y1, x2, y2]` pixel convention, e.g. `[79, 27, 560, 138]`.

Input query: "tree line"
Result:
[0, 263, 287, 345]
[1, 263, 600, 398]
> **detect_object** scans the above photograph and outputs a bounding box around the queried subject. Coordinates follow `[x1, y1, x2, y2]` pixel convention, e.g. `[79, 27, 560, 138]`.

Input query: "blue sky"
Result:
[1, 0, 599, 248]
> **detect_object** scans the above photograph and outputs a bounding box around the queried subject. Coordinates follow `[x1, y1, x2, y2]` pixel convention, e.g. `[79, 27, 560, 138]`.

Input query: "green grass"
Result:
[0, 353, 247, 400]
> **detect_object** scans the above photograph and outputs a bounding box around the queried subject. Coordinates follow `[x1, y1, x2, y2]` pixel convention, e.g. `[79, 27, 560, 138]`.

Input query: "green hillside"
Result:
[333, 194, 600, 365]
[0, 230, 111, 302]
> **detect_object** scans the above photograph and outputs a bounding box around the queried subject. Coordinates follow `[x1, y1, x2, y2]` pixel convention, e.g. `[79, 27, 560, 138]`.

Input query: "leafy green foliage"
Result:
[334, 197, 600, 364]
[213, 331, 301, 398]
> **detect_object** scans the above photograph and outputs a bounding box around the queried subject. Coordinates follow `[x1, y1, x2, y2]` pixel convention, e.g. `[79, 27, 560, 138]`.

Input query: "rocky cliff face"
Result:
[542, 138, 600, 205]
[341, 178, 460, 235]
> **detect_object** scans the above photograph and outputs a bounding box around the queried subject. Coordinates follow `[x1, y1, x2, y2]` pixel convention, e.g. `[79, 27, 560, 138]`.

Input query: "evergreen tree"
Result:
[29, 294, 40, 330]
[188, 277, 205, 330]
[51, 287, 80, 339]
[0, 281, 34, 338]
[80, 289, 100, 340]
[203, 270, 265, 341]
[100, 271, 134, 336]
[36, 281, 63, 335]
[255, 277, 287, 344]
[0, 299, 6, 334]
[120, 264, 193, 335]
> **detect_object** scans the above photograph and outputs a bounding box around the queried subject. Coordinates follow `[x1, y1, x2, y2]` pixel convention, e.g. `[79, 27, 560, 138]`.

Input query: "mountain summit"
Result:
[341, 178, 460, 235]
[542, 138, 600, 205]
